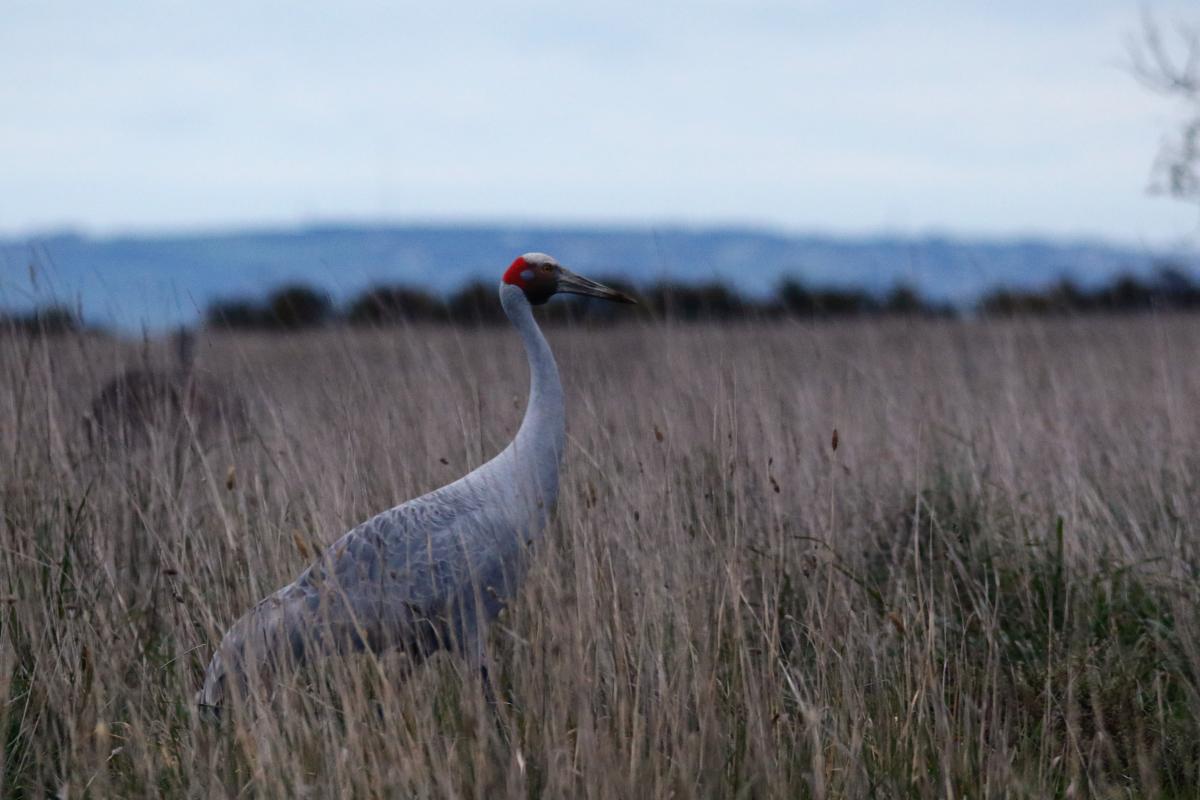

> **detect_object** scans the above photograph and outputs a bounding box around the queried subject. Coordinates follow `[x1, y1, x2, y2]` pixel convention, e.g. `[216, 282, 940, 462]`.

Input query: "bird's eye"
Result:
[541, 264, 553, 273]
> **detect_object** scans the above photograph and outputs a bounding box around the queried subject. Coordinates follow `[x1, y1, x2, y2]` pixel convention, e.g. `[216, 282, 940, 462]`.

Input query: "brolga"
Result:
[198, 254, 635, 716]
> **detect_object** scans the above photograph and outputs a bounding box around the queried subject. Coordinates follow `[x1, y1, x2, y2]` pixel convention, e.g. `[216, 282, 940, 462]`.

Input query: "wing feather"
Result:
[198, 481, 504, 708]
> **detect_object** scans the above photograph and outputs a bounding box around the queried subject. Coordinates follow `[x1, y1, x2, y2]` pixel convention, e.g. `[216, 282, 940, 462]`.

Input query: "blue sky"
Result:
[2, 1, 1197, 244]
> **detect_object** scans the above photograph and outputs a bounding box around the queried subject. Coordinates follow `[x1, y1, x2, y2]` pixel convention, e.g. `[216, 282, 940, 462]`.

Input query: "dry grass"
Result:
[2, 315, 1200, 798]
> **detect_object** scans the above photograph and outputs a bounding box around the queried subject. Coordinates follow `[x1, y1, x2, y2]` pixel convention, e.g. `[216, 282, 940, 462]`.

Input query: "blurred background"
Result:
[3, 0, 1200, 330]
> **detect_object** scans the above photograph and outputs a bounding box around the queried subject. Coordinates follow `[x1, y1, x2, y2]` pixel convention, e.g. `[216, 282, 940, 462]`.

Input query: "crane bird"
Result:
[198, 254, 635, 716]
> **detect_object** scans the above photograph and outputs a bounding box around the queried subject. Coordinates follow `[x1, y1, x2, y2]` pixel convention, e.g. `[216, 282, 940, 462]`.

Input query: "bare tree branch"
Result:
[1131, 9, 1200, 207]
[1130, 9, 1200, 94]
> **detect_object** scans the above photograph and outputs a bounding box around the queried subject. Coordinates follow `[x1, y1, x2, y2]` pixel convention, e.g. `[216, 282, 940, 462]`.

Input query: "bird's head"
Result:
[503, 253, 637, 306]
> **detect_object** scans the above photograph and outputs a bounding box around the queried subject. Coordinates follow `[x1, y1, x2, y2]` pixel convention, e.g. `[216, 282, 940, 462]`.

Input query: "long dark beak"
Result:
[558, 268, 638, 304]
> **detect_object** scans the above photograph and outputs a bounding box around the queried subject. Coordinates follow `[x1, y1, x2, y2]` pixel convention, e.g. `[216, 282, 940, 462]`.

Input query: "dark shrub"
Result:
[0, 305, 82, 336]
[777, 279, 878, 317]
[645, 281, 747, 321]
[447, 281, 506, 325]
[347, 286, 446, 325]
[205, 299, 269, 329]
[267, 285, 332, 329]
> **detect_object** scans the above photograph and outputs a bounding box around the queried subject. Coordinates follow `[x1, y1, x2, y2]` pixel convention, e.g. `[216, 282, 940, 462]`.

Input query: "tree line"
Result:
[198, 278, 956, 329]
[200, 263, 1200, 328]
[3, 263, 1199, 335]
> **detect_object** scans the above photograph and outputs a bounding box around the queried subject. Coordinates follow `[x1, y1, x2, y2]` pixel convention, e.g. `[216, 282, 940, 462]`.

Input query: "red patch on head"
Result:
[503, 257, 529, 287]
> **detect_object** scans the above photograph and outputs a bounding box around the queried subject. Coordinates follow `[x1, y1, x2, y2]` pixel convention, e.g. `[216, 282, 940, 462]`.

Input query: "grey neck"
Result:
[499, 283, 565, 512]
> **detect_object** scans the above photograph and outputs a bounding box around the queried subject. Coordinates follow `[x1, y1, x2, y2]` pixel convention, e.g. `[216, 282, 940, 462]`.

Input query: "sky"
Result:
[2, 0, 1199, 245]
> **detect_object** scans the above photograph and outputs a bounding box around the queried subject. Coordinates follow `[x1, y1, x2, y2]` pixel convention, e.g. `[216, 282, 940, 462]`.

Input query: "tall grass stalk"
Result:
[1, 316, 1198, 797]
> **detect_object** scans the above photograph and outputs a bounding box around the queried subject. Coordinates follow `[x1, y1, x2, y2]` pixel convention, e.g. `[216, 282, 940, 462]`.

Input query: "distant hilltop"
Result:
[0, 223, 1193, 329]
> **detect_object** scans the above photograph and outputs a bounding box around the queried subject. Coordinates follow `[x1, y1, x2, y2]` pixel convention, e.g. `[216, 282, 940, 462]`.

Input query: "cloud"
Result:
[0, 1, 1194, 242]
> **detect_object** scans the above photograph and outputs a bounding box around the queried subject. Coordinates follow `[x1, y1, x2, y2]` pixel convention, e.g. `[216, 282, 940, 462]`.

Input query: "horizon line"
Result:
[2, 215, 1193, 255]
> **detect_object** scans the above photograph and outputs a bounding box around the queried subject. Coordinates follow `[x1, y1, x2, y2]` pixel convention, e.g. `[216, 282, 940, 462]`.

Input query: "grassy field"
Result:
[2, 315, 1199, 798]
